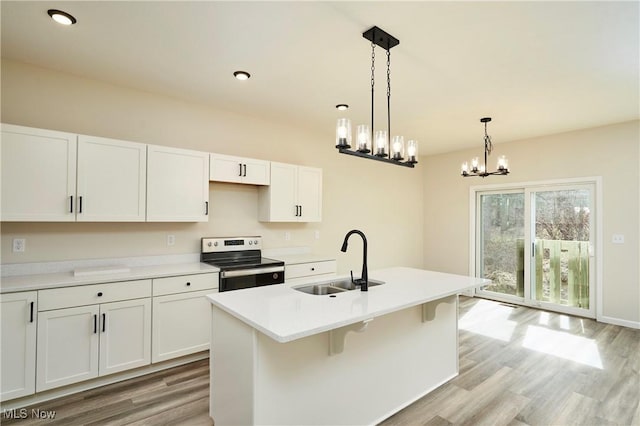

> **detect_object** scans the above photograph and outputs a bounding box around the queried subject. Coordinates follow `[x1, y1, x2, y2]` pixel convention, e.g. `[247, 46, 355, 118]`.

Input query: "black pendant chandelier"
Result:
[461, 117, 509, 177]
[335, 26, 417, 168]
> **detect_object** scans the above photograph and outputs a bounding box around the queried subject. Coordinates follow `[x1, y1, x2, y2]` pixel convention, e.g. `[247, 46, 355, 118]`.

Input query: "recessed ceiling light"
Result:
[336, 104, 349, 111]
[233, 71, 251, 81]
[47, 9, 77, 26]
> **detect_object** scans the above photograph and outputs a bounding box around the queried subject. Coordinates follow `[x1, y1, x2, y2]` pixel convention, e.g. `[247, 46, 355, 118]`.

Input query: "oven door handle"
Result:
[221, 266, 284, 278]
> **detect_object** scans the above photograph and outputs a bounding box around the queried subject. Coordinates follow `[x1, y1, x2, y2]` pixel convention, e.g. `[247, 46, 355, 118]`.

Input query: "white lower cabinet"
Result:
[36, 280, 152, 392]
[0, 292, 37, 401]
[99, 299, 152, 376]
[151, 273, 218, 363]
[36, 305, 100, 391]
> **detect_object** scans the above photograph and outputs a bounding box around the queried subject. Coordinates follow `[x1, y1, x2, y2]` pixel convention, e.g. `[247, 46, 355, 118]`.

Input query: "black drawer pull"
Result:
[311, 267, 315, 271]
[97, 292, 103, 297]
[186, 282, 191, 286]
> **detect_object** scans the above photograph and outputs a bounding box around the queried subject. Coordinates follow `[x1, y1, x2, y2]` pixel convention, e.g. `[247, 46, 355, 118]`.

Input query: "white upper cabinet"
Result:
[147, 145, 210, 222]
[1, 124, 77, 221]
[1, 125, 146, 222]
[76, 135, 146, 222]
[210, 153, 270, 185]
[258, 162, 322, 222]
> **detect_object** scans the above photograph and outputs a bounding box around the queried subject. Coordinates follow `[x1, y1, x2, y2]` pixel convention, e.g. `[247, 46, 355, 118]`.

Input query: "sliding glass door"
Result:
[476, 183, 595, 317]
[477, 191, 525, 298]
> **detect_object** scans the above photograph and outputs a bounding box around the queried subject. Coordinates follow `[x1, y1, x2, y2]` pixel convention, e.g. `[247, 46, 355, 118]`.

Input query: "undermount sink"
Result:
[294, 278, 384, 295]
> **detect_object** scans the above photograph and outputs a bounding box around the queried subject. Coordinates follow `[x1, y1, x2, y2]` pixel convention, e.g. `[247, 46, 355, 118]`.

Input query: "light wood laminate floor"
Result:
[2, 297, 638, 425]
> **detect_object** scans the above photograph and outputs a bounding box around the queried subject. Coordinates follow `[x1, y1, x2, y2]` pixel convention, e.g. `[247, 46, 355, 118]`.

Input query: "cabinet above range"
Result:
[209, 153, 270, 186]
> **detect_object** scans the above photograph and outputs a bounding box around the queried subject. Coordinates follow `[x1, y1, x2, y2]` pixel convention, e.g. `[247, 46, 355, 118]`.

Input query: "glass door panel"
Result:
[477, 191, 525, 298]
[531, 188, 592, 310]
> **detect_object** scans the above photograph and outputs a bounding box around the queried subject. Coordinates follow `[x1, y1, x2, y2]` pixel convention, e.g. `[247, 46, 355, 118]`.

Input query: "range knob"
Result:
[213, 241, 218, 247]
[207, 242, 212, 247]
[249, 241, 253, 245]
[254, 240, 258, 245]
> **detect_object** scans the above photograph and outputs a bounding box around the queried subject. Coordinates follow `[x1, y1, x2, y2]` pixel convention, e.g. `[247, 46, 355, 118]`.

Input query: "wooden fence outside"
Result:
[520, 239, 590, 309]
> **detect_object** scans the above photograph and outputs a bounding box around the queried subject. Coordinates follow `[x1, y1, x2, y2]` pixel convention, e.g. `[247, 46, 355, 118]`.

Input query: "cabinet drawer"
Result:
[38, 280, 151, 311]
[286, 260, 336, 280]
[153, 273, 218, 296]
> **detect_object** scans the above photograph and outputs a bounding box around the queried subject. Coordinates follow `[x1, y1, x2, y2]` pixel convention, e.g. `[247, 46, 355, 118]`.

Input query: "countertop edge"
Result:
[1, 263, 220, 293]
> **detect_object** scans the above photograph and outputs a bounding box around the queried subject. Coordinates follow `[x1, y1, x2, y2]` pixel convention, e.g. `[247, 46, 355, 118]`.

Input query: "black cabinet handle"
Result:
[30, 301, 34, 323]
[300, 205, 303, 217]
[205, 201, 209, 215]
[93, 314, 98, 334]
[186, 282, 191, 286]
[239, 163, 243, 176]
[97, 292, 103, 297]
[243, 164, 247, 177]
[70, 196, 74, 213]
[78, 196, 83, 213]
[294, 205, 299, 217]
[102, 313, 106, 333]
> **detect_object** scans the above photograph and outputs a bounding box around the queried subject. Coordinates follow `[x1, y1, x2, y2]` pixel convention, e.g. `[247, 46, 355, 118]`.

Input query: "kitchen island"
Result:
[207, 267, 489, 425]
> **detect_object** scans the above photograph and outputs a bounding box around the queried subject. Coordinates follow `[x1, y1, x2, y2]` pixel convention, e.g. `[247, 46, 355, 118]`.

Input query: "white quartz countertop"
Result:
[0, 262, 219, 293]
[207, 267, 490, 343]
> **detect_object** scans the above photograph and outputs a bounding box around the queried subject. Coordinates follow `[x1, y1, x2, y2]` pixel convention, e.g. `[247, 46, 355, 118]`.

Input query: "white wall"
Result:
[423, 120, 640, 325]
[0, 60, 424, 274]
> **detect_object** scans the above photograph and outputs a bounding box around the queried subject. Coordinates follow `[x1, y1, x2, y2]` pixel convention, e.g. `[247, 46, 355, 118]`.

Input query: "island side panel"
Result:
[210, 304, 257, 425]
[253, 296, 459, 425]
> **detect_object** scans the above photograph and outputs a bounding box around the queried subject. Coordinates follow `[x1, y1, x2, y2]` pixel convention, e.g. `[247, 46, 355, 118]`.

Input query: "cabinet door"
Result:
[0, 292, 37, 401]
[1, 124, 76, 221]
[147, 145, 210, 222]
[210, 153, 243, 183]
[99, 299, 151, 376]
[259, 162, 298, 222]
[297, 166, 323, 222]
[77, 135, 146, 222]
[37, 305, 99, 392]
[152, 289, 215, 363]
[243, 158, 270, 185]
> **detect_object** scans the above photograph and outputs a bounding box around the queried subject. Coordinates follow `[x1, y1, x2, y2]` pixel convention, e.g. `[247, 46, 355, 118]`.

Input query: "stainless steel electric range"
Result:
[201, 236, 284, 292]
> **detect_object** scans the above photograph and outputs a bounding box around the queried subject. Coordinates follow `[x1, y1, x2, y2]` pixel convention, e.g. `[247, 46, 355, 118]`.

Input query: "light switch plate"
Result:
[612, 234, 625, 244]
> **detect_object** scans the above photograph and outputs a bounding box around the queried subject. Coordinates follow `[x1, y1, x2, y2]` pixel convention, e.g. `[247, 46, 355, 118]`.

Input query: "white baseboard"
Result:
[598, 315, 640, 329]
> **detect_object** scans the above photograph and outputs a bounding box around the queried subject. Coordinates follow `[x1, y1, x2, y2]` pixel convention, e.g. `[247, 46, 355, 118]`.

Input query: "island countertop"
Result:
[206, 266, 489, 343]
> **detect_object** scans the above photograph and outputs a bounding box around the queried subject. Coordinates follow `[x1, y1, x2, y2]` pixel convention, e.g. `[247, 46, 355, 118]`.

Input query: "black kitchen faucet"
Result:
[340, 229, 368, 291]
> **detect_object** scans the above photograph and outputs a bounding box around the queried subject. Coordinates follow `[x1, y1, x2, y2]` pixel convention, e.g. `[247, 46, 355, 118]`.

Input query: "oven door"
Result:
[219, 266, 285, 292]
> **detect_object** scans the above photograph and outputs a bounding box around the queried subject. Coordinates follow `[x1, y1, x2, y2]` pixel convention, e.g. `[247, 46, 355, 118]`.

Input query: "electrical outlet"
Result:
[12, 238, 26, 253]
[285, 232, 291, 241]
[167, 235, 176, 246]
[612, 234, 625, 244]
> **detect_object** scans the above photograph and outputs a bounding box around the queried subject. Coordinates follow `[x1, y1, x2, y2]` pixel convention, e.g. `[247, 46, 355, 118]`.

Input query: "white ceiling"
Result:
[1, 1, 638, 155]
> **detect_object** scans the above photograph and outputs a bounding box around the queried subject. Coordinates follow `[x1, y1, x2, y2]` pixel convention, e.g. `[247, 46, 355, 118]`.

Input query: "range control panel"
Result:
[202, 236, 262, 253]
